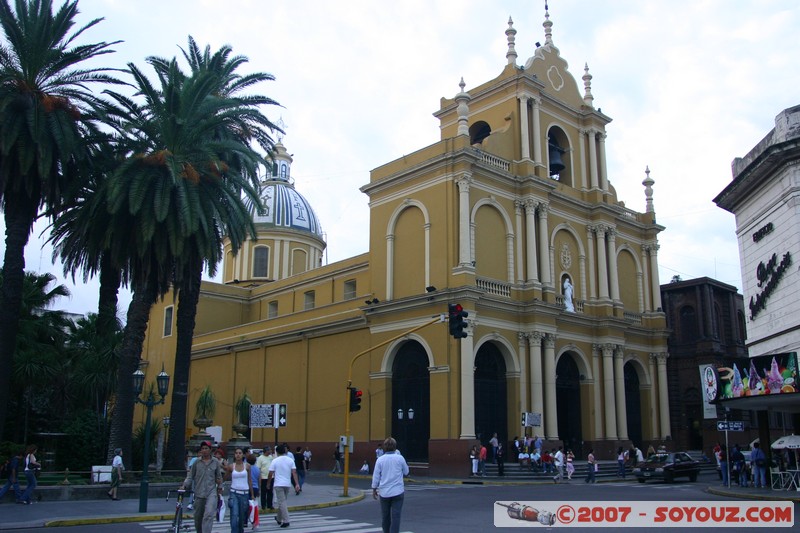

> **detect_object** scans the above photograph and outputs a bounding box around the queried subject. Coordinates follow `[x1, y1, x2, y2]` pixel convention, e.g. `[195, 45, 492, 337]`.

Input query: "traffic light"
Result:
[448, 303, 469, 339]
[348, 387, 363, 412]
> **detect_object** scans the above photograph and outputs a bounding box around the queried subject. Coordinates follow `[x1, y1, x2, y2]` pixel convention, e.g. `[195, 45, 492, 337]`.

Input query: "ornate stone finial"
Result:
[276, 116, 287, 143]
[582, 63, 594, 106]
[642, 166, 655, 213]
[543, 1, 553, 46]
[506, 17, 518, 65]
[455, 77, 471, 137]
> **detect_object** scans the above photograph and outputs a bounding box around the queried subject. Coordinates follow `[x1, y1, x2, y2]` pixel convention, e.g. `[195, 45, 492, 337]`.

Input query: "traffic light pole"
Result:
[342, 314, 444, 496]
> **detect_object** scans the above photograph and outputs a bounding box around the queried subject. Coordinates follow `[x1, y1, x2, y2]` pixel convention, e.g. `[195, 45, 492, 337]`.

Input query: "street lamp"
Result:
[132, 365, 170, 513]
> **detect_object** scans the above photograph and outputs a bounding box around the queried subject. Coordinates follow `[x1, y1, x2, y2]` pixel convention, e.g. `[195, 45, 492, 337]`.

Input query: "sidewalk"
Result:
[0, 482, 364, 530]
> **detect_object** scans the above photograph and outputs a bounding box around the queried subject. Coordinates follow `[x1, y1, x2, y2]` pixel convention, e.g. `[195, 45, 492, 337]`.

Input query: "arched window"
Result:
[253, 246, 269, 278]
[280, 163, 287, 178]
[469, 121, 491, 146]
[679, 305, 698, 342]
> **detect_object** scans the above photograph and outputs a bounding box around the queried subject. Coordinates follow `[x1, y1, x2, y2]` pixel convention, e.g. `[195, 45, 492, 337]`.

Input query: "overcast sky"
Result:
[3, 0, 798, 316]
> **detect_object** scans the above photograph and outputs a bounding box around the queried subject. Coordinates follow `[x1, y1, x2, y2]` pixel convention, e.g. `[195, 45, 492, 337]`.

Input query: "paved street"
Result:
[3, 471, 798, 532]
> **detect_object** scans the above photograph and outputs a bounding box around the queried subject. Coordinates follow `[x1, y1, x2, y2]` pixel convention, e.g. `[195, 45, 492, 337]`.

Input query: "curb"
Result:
[44, 490, 365, 528]
[706, 486, 800, 502]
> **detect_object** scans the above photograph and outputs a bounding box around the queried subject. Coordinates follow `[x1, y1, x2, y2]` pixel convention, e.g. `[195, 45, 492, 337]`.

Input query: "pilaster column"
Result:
[519, 96, 531, 160]
[531, 97, 542, 165]
[543, 334, 558, 439]
[598, 132, 608, 192]
[459, 322, 476, 439]
[649, 353, 659, 439]
[386, 234, 395, 300]
[578, 129, 588, 190]
[602, 343, 618, 440]
[636, 272, 645, 313]
[648, 243, 662, 310]
[586, 226, 596, 299]
[537, 203, 551, 287]
[608, 227, 620, 302]
[614, 346, 628, 440]
[528, 332, 544, 423]
[457, 174, 472, 267]
[656, 352, 671, 439]
[641, 246, 651, 311]
[517, 332, 528, 426]
[524, 199, 539, 282]
[579, 253, 587, 301]
[592, 344, 603, 439]
[596, 225, 609, 299]
[514, 201, 524, 284]
[588, 129, 599, 189]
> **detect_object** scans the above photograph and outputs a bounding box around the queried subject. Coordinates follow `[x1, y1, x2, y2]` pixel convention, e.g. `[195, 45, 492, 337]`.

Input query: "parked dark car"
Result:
[634, 452, 700, 483]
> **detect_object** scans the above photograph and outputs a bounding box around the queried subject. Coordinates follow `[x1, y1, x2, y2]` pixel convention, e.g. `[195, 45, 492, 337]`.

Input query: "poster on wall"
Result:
[717, 352, 798, 399]
[699, 364, 719, 419]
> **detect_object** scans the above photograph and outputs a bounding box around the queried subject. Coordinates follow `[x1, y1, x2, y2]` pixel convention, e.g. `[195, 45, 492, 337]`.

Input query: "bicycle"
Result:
[165, 489, 193, 533]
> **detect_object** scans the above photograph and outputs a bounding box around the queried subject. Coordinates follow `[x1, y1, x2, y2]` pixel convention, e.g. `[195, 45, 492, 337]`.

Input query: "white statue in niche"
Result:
[563, 277, 575, 313]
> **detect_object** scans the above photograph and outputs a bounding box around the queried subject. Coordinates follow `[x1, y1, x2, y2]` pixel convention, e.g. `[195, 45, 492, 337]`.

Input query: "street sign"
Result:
[521, 412, 542, 428]
[717, 420, 744, 432]
[277, 403, 287, 428]
[250, 404, 275, 428]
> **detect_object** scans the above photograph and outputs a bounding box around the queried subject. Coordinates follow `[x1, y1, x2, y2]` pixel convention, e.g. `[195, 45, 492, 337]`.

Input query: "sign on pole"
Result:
[277, 403, 287, 428]
[250, 404, 275, 428]
[521, 412, 542, 428]
[717, 420, 744, 432]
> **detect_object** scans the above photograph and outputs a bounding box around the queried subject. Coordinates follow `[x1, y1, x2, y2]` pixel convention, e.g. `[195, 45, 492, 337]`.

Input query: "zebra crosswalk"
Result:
[139, 511, 414, 532]
[405, 483, 485, 491]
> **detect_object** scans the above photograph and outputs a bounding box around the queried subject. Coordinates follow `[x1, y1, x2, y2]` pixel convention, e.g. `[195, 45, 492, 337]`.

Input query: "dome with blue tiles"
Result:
[252, 141, 324, 241]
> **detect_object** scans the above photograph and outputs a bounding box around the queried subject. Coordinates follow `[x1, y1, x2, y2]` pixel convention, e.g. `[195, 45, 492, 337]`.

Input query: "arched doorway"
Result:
[391, 341, 430, 462]
[556, 354, 582, 457]
[624, 362, 643, 446]
[474, 343, 507, 447]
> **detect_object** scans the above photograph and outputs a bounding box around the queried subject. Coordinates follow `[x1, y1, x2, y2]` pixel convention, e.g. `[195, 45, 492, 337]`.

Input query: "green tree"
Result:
[0, 0, 120, 439]
[101, 42, 278, 465]
[158, 38, 281, 470]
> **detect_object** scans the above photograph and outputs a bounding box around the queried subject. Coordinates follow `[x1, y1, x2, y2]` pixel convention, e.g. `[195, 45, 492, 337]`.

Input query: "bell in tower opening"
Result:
[548, 136, 566, 177]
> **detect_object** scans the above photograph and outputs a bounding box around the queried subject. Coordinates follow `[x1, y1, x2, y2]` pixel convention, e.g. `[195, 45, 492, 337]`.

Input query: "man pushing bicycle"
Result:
[182, 441, 223, 533]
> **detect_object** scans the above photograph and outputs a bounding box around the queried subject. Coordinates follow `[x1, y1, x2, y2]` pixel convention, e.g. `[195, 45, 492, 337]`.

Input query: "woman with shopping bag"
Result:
[225, 448, 254, 533]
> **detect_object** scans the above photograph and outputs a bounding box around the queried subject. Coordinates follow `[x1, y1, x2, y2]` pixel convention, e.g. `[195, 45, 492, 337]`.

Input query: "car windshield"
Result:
[645, 454, 670, 464]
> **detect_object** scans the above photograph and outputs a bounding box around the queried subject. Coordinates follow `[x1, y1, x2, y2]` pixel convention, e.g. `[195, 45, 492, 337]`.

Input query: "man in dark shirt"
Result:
[0, 449, 23, 501]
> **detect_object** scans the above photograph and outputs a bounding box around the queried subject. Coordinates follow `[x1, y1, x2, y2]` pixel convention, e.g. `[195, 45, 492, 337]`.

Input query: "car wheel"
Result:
[664, 472, 674, 483]
[689, 473, 697, 482]
[638, 478, 646, 483]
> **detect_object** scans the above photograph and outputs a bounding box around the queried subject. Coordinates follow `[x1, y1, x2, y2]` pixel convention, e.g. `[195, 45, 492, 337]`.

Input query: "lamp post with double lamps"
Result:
[132, 366, 170, 512]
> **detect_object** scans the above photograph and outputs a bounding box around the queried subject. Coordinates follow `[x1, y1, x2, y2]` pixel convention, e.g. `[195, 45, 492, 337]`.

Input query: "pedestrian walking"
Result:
[585, 449, 596, 484]
[19, 445, 41, 505]
[332, 444, 343, 474]
[469, 445, 479, 477]
[226, 448, 254, 533]
[565, 449, 575, 480]
[616, 446, 626, 478]
[0, 449, 24, 502]
[182, 440, 224, 533]
[256, 445, 274, 510]
[107, 448, 124, 500]
[553, 447, 564, 482]
[479, 444, 487, 476]
[294, 446, 306, 493]
[372, 437, 409, 533]
[750, 442, 767, 488]
[496, 443, 505, 477]
[268, 444, 300, 528]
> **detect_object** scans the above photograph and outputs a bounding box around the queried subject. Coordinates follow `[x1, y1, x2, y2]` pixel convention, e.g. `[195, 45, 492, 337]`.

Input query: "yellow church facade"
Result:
[138, 11, 671, 476]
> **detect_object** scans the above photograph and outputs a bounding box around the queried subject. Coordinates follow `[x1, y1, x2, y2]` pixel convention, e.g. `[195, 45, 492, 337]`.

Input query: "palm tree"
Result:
[4, 271, 70, 442]
[101, 45, 279, 464]
[156, 38, 281, 470]
[0, 0, 120, 439]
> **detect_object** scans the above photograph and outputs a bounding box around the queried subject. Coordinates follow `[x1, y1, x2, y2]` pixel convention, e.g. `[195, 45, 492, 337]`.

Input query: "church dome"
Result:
[252, 141, 324, 241]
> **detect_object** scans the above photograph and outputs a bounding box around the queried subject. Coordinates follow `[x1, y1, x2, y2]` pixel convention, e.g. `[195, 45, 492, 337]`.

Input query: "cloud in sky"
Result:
[2, 0, 798, 316]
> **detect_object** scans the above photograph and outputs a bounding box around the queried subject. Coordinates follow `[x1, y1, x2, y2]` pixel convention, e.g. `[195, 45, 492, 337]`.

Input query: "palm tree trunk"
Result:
[106, 276, 157, 464]
[97, 252, 121, 336]
[165, 258, 203, 470]
[0, 196, 37, 440]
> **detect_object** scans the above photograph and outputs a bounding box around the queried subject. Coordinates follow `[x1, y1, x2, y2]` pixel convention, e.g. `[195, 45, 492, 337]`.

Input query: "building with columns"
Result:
[137, 9, 672, 476]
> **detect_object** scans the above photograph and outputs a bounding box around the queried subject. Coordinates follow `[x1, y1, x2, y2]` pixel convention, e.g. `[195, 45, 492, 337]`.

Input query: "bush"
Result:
[58, 410, 106, 471]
